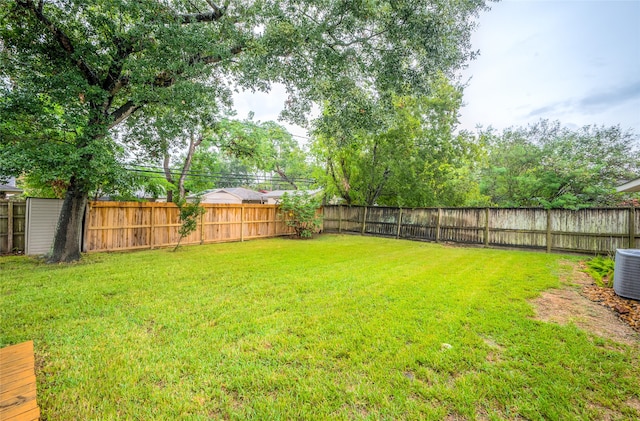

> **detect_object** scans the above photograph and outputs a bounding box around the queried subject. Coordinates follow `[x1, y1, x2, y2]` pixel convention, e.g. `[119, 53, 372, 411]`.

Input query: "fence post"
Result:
[546, 208, 552, 253]
[241, 205, 245, 242]
[396, 208, 403, 239]
[630, 207, 636, 249]
[435, 208, 441, 242]
[484, 208, 490, 247]
[338, 206, 343, 233]
[361, 206, 368, 235]
[7, 201, 13, 253]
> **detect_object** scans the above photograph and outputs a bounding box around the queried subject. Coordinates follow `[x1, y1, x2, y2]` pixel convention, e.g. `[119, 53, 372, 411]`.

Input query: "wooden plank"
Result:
[0, 352, 33, 370]
[1, 399, 39, 421]
[0, 374, 36, 395]
[483, 208, 489, 247]
[361, 206, 367, 234]
[630, 207, 636, 249]
[0, 369, 34, 388]
[0, 342, 33, 363]
[241, 205, 245, 242]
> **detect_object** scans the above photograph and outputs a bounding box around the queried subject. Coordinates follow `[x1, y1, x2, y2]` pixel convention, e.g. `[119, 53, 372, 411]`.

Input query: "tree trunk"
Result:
[48, 178, 88, 263]
[163, 153, 175, 203]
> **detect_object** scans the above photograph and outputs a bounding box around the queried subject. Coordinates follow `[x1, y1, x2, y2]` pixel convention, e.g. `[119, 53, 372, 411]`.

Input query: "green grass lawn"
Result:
[1, 235, 639, 420]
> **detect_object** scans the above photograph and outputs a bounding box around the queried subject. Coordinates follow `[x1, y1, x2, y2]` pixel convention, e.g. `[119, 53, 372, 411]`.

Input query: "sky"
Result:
[235, 0, 640, 139]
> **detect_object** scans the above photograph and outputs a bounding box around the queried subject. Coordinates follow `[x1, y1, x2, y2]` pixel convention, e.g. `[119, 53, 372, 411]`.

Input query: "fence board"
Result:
[323, 205, 636, 255]
[85, 202, 291, 252]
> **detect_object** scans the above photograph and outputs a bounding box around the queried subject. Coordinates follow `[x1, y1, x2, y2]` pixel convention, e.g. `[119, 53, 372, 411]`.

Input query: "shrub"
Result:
[173, 196, 205, 251]
[584, 256, 615, 287]
[279, 191, 322, 238]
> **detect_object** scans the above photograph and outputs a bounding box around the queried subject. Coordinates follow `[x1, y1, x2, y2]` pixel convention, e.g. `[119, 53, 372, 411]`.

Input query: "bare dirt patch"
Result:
[531, 261, 640, 346]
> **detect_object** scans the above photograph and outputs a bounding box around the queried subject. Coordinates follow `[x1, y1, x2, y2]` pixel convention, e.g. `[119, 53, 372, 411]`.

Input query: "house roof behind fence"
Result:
[197, 187, 265, 201]
[617, 177, 640, 192]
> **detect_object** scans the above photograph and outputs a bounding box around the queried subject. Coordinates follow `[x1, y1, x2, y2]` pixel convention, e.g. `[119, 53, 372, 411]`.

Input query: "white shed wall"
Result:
[25, 198, 65, 255]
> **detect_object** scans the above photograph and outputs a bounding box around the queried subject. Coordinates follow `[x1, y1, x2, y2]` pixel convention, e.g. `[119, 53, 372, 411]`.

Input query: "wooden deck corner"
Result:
[0, 341, 40, 421]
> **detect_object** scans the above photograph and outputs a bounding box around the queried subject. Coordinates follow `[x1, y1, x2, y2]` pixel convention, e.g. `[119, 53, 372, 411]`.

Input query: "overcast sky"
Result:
[235, 0, 640, 139]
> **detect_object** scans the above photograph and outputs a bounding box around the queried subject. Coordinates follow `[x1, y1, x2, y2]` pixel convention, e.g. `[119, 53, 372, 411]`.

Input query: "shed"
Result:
[25, 198, 65, 255]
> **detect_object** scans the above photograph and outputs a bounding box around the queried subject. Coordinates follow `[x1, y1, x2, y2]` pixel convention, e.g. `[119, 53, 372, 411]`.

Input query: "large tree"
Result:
[480, 120, 640, 208]
[313, 76, 485, 207]
[0, 0, 488, 261]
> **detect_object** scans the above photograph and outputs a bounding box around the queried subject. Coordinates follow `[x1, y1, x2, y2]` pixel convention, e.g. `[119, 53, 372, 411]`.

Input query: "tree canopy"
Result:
[313, 76, 485, 207]
[479, 121, 640, 209]
[0, 0, 488, 261]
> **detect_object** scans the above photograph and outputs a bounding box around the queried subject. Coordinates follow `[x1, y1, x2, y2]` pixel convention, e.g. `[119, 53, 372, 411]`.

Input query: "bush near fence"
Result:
[323, 205, 639, 254]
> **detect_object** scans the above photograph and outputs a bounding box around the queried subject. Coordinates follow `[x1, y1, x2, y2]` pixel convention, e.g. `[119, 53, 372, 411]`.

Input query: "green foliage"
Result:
[313, 76, 486, 207]
[279, 191, 322, 238]
[0, 0, 488, 259]
[585, 256, 615, 287]
[2, 237, 639, 419]
[479, 120, 640, 209]
[173, 196, 205, 251]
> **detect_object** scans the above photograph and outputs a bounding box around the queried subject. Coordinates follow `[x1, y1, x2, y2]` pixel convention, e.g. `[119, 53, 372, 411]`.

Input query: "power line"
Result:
[123, 166, 317, 184]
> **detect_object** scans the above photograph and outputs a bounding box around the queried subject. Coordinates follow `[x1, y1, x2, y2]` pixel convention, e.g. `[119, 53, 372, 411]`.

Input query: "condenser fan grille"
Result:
[614, 249, 640, 301]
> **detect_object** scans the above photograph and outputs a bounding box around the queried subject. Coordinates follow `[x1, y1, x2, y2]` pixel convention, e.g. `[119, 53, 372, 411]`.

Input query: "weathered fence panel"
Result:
[550, 208, 629, 253]
[0, 201, 26, 254]
[489, 208, 547, 249]
[322, 206, 340, 232]
[440, 208, 486, 244]
[85, 202, 291, 252]
[363, 206, 400, 237]
[323, 205, 638, 255]
[331, 206, 366, 234]
[400, 208, 438, 240]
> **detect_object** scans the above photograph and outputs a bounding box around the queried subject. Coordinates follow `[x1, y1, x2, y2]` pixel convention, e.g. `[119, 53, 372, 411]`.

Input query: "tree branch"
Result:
[108, 100, 144, 129]
[180, 9, 224, 24]
[102, 40, 135, 93]
[17, 0, 100, 86]
[197, 45, 244, 65]
[274, 164, 298, 190]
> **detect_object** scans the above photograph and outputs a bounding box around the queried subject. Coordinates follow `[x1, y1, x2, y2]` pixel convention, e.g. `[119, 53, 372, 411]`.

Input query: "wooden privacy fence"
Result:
[323, 205, 639, 254]
[85, 202, 292, 252]
[0, 201, 26, 254]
